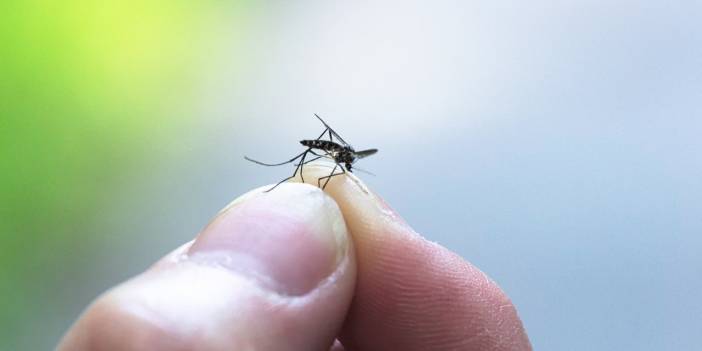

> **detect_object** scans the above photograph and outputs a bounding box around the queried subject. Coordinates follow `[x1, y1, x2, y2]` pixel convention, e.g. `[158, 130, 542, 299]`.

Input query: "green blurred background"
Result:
[1, 2, 252, 348]
[3, 1, 702, 350]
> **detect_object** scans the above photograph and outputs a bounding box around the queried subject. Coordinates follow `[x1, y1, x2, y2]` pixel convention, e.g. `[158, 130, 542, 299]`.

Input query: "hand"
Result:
[58, 167, 531, 350]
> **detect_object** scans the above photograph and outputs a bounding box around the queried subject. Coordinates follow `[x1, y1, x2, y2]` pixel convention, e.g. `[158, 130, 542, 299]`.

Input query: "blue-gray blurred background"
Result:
[2, 1, 700, 350]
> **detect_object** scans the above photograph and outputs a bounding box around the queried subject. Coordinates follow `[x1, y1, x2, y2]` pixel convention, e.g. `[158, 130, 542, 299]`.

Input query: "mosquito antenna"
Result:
[244, 150, 307, 167]
[314, 114, 348, 145]
[293, 155, 325, 166]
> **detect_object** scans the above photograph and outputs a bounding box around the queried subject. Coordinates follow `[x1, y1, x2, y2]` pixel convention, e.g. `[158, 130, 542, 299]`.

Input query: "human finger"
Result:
[296, 165, 531, 351]
[58, 183, 356, 351]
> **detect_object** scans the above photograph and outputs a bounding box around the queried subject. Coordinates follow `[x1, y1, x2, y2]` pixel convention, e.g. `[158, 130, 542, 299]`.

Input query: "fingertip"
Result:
[189, 182, 349, 296]
[295, 164, 531, 350]
[59, 183, 357, 351]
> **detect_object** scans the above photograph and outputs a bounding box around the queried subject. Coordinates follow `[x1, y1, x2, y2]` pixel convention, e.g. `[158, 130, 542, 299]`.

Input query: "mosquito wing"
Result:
[354, 148, 378, 159]
[314, 114, 348, 145]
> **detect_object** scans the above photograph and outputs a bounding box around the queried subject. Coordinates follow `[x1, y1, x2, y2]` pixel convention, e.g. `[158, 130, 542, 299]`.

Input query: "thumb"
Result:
[58, 183, 356, 351]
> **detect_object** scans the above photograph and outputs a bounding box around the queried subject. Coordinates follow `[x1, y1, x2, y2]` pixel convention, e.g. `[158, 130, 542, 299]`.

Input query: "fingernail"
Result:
[187, 183, 348, 296]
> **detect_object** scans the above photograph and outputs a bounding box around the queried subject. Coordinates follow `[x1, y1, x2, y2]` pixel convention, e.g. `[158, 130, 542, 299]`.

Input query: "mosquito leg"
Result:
[325, 163, 347, 189]
[314, 126, 332, 142]
[321, 167, 346, 190]
[307, 150, 337, 162]
[298, 150, 307, 184]
[308, 150, 328, 158]
[317, 163, 338, 189]
[316, 149, 342, 189]
[314, 114, 348, 145]
[245, 150, 307, 167]
[315, 127, 329, 141]
[264, 149, 309, 192]
[265, 175, 293, 192]
[317, 163, 348, 190]
[295, 155, 323, 166]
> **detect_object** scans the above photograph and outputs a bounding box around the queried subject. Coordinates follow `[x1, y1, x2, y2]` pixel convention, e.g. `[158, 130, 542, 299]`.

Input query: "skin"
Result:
[58, 165, 531, 351]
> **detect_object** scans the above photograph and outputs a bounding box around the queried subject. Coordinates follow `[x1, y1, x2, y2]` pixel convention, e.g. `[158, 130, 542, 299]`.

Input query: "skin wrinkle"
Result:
[59, 183, 357, 351]
[187, 183, 349, 297]
[113, 167, 528, 351]
[81, 299, 193, 351]
[110, 231, 354, 351]
[279, 163, 528, 350]
[59, 160, 532, 350]
[180, 237, 355, 304]
[351, 222, 527, 349]
[191, 218, 330, 295]
[372, 248, 487, 348]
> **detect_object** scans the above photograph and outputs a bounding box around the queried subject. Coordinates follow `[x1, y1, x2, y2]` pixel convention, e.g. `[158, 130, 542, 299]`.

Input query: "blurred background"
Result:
[1, 1, 701, 349]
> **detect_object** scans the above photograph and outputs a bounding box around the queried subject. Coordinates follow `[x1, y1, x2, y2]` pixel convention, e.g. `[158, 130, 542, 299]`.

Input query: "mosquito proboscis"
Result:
[244, 114, 378, 191]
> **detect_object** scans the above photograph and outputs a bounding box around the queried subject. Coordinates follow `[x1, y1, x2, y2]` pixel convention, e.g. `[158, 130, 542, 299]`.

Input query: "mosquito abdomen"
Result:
[300, 139, 343, 152]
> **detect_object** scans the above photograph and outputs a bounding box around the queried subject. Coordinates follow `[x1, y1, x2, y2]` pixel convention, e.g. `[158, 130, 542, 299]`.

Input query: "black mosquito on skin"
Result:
[244, 114, 378, 192]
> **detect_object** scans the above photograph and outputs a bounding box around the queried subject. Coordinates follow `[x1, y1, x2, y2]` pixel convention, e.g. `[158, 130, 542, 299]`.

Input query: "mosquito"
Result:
[244, 114, 378, 191]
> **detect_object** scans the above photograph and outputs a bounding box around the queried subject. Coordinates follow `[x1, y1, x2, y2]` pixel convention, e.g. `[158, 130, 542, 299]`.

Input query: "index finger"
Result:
[296, 165, 532, 351]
